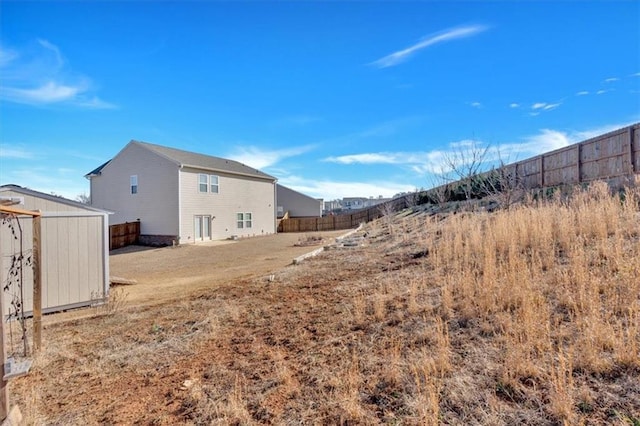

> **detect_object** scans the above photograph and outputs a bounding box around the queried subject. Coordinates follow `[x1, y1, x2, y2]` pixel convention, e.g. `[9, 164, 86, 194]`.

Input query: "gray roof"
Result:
[138, 140, 276, 180]
[86, 140, 276, 181]
[0, 184, 112, 213]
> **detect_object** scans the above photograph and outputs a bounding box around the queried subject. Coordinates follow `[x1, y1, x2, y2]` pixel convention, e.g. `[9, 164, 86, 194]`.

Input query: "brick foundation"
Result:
[138, 234, 179, 247]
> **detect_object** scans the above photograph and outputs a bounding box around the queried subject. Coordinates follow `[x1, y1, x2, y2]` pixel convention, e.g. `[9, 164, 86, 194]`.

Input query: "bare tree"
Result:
[477, 156, 525, 210]
[427, 165, 453, 204]
[442, 140, 490, 200]
[76, 193, 90, 205]
[404, 187, 423, 209]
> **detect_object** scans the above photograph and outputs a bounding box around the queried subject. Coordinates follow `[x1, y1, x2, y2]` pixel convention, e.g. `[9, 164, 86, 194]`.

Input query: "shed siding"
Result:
[1, 190, 107, 317]
[276, 185, 322, 218]
[179, 167, 276, 242]
[90, 142, 179, 236]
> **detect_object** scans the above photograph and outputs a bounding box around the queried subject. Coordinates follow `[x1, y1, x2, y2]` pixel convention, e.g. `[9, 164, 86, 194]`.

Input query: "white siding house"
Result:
[87, 140, 277, 244]
[276, 184, 322, 218]
[0, 185, 110, 316]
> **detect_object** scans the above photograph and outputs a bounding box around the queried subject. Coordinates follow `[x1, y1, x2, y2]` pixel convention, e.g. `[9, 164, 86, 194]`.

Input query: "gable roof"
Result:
[0, 184, 112, 213]
[86, 140, 276, 181]
[277, 184, 322, 203]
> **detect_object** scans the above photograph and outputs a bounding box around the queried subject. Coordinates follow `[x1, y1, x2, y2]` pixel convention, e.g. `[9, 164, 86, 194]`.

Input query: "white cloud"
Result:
[0, 39, 114, 108]
[596, 89, 607, 95]
[0, 145, 35, 159]
[370, 24, 488, 68]
[576, 91, 589, 96]
[531, 102, 560, 112]
[509, 103, 520, 108]
[227, 144, 315, 169]
[604, 77, 619, 83]
[324, 140, 484, 176]
[469, 101, 482, 108]
[631, 72, 640, 77]
[324, 153, 400, 165]
[1, 167, 88, 200]
[0, 47, 17, 67]
[277, 174, 415, 200]
[37, 39, 64, 68]
[497, 122, 636, 158]
[2, 80, 84, 103]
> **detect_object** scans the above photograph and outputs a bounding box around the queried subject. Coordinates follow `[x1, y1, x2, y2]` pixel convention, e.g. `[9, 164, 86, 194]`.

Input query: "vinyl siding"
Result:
[179, 167, 276, 242]
[90, 142, 180, 236]
[276, 185, 322, 218]
[0, 191, 107, 316]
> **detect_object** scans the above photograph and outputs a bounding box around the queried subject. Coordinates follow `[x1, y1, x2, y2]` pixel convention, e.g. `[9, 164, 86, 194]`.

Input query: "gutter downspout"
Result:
[274, 180, 278, 234]
[103, 211, 111, 299]
[178, 165, 183, 244]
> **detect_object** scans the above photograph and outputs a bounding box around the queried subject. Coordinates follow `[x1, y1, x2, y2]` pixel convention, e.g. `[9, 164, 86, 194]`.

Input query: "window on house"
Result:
[130, 175, 138, 194]
[199, 174, 219, 193]
[210, 175, 219, 193]
[199, 174, 208, 192]
[236, 212, 252, 229]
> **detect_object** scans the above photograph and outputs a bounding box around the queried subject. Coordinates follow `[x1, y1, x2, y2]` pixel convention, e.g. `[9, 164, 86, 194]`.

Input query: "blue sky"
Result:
[1, 1, 639, 201]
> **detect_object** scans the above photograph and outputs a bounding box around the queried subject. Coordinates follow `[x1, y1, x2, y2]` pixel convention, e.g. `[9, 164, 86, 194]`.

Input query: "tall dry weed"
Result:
[422, 182, 639, 420]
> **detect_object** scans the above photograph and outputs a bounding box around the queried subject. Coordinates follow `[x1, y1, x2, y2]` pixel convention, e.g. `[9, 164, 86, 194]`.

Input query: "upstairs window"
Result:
[199, 174, 220, 193]
[130, 175, 138, 194]
[210, 175, 219, 193]
[198, 174, 208, 192]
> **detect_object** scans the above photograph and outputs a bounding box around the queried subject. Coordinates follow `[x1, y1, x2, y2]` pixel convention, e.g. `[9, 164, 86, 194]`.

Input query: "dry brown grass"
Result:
[10, 181, 640, 424]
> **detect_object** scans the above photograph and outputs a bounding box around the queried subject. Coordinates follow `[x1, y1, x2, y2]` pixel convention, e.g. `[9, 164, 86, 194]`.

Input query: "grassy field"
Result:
[12, 181, 640, 424]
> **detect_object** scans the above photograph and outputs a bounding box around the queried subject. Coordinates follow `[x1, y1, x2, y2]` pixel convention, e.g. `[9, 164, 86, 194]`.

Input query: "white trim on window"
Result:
[210, 175, 219, 193]
[236, 212, 252, 229]
[199, 174, 220, 193]
[198, 174, 208, 192]
[130, 175, 138, 194]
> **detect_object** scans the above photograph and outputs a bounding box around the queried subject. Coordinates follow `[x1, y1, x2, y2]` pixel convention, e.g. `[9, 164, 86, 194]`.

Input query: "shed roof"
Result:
[0, 185, 112, 213]
[86, 140, 276, 181]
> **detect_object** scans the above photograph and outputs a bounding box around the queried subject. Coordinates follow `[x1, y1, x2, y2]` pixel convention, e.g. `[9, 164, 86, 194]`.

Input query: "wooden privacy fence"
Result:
[109, 221, 140, 250]
[499, 123, 639, 189]
[279, 124, 640, 233]
[279, 209, 378, 233]
[278, 198, 410, 233]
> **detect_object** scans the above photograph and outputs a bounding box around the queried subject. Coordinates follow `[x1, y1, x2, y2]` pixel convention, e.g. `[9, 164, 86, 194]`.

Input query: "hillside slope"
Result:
[13, 182, 640, 425]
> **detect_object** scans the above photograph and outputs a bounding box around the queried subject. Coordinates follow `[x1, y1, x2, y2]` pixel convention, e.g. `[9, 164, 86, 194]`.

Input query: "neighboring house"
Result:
[86, 140, 277, 244]
[323, 199, 342, 214]
[341, 196, 390, 211]
[276, 184, 322, 218]
[0, 185, 110, 316]
[342, 197, 368, 211]
[363, 196, 391, 208]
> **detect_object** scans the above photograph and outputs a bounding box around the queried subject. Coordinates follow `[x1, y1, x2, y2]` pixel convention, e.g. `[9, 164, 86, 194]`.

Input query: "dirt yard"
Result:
[110, 230, 348, 306]
[9, 187, 640, 424]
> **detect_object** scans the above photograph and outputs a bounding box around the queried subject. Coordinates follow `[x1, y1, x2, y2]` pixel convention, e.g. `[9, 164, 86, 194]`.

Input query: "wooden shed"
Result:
[0, 185, 111, 317]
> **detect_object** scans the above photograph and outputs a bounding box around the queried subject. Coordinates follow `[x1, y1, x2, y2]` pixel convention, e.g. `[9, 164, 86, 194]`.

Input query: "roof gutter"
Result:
[180, 163, 277, 182]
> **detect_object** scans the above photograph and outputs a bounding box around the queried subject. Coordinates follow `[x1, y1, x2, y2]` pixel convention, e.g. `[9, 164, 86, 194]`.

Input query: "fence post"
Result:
[539, 156, 544, 187]
[629, 126, 636, 174]
[576, 144, 582, 184]
[32, 214, 42, 352]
